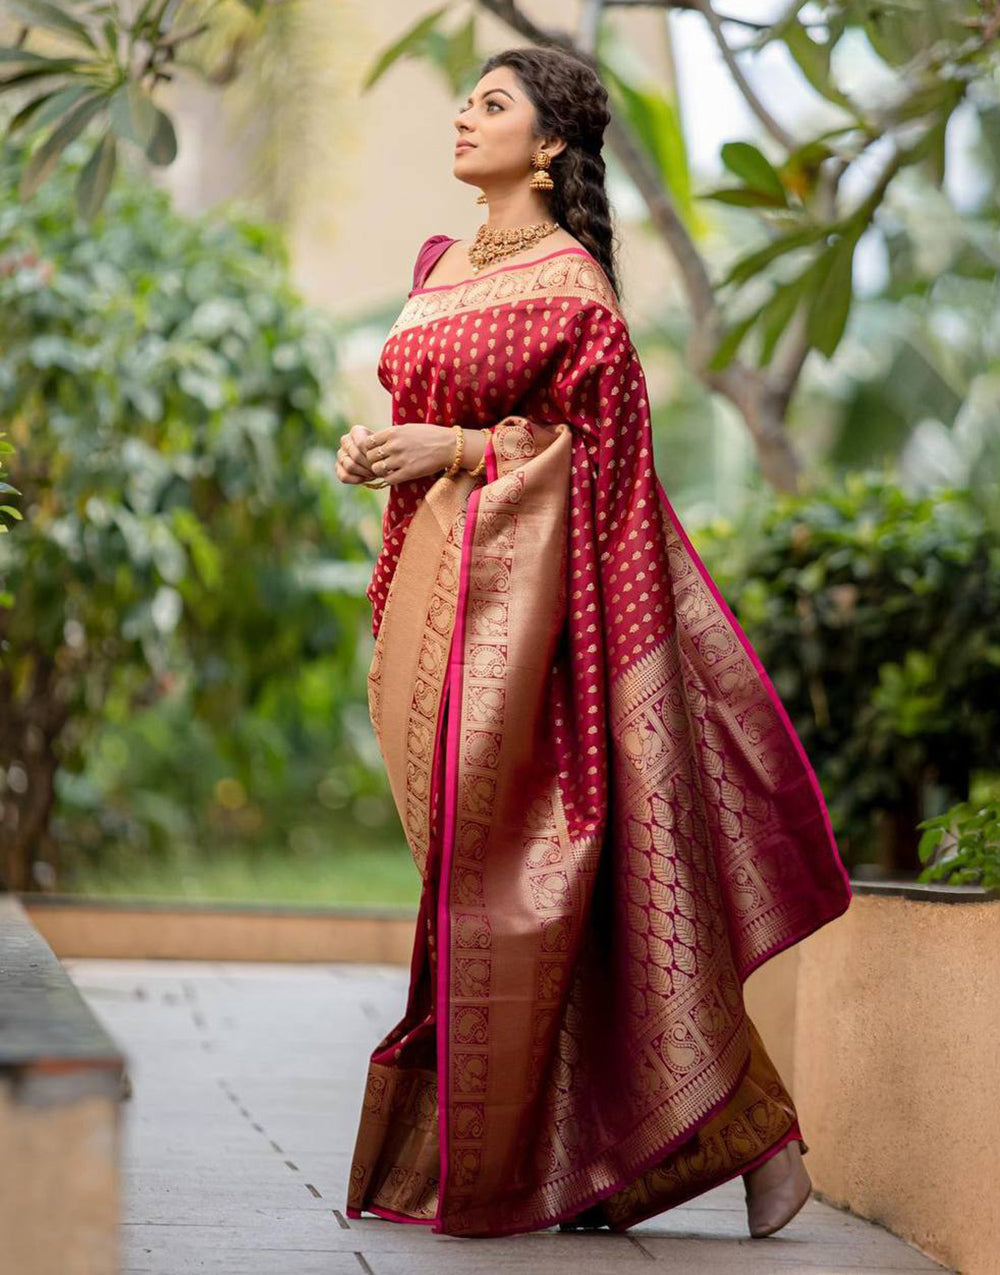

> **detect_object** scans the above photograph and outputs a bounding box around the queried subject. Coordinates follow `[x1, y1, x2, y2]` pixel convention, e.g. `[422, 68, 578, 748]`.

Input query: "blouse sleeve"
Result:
[411, 234, 454, 291]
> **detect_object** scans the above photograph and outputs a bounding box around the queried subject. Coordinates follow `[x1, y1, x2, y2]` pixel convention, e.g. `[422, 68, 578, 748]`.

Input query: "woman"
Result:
[339, 46, 852, 1240]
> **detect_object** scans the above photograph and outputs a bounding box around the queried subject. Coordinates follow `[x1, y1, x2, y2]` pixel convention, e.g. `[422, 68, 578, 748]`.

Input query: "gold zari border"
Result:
[389, 252, 623, 337]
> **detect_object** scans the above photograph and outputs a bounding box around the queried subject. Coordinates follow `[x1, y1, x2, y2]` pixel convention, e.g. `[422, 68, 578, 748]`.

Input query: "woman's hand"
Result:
[336, 425, 378, 485]
[362, 424, 456, 485]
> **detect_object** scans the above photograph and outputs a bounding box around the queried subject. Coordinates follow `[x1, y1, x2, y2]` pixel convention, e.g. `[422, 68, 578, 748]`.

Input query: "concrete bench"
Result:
[0, 894, 125, 1275]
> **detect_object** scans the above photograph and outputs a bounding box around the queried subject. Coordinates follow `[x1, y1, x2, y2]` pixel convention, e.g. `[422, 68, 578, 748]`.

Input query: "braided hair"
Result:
[478, 46, 622, 301]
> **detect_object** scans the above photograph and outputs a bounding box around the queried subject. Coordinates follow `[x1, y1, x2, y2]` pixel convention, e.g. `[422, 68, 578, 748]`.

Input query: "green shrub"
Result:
[0, 137, 386, 891]
[917, 798, 1000, 891]
[694, 471, 1000, 870]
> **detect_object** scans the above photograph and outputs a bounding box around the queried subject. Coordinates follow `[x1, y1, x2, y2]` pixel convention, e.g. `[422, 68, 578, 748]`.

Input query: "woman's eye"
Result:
[458, 99, 502, 112]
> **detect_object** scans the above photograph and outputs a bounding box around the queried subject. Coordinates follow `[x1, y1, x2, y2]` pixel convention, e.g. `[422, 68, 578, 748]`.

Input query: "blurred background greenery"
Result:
[1, 0, 998, 902]
[0, 144, 404, 899]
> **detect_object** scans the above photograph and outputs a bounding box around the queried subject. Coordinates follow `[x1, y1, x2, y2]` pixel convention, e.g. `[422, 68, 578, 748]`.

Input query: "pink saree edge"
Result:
[484, 429, 499, 483]
[432, 481, 484, 1235]
[346, 1204, 434, 1226]
[652, 476, 853, 908]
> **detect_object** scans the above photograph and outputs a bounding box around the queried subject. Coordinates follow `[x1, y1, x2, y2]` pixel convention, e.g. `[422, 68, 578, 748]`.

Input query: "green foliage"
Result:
[917, 798, 1000, 891]
[0, 426, 21, 613]
[775, 13, 858, 116]
[63, 832, 422, 906]
[0, 2, 171, 218]
[0, 134, 388, 887]
[702, 0, 992, 369]
[600, 47, 699, 234]
[706, 141, 789, 208]
[0, 0, 271, 217]
[360, 5, 454, 92]
[693, 472, 1000, 868]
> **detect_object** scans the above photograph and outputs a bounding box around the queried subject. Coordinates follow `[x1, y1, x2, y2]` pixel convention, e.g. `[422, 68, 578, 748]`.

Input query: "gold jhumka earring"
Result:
[476, 149, 555, 202]
[527, 149, 554, 191]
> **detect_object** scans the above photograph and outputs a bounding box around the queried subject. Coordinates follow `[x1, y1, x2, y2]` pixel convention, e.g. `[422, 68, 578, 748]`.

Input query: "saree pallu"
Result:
[346, 244, 852, 1237]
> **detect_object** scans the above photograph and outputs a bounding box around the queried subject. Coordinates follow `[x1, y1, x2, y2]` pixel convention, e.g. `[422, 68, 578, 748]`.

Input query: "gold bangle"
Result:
[443, 424, 464, 478]
[469, 431, 488, 478]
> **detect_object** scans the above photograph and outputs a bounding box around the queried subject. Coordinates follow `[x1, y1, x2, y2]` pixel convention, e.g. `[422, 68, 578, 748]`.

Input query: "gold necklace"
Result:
[468, 220, 560, 274]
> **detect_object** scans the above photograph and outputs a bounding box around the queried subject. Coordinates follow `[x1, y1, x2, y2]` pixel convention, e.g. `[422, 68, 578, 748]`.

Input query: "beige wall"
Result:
[744, 940, 800, 1090]
[749, 896, 1000, 1275]
[24, 898, 416, 965]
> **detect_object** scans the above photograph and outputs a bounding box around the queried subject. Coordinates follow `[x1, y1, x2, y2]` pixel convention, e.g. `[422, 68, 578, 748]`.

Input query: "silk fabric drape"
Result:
[346, 238, 851, 1237]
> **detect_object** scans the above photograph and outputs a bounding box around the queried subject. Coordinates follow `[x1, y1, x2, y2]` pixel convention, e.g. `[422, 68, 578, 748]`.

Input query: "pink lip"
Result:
[455, 141, 475, 151]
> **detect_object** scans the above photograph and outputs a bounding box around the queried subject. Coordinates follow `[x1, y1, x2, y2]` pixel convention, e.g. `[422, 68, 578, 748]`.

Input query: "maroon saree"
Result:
[345, 235, 852, 1237]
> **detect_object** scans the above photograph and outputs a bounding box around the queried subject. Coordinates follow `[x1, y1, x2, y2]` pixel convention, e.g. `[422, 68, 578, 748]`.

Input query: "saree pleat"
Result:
[346, 241, 850, 1237]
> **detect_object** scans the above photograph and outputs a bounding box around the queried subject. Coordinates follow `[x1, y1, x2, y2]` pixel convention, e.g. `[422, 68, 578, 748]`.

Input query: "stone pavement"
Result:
[64, 957, 954, 1275]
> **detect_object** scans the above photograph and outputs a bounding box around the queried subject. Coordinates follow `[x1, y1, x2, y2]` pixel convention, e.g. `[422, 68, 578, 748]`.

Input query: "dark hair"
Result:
[478, 46, 621, 301]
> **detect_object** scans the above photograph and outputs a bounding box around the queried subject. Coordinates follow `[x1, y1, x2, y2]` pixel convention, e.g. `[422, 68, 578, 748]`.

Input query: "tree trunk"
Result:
[0, 651, 67, 893]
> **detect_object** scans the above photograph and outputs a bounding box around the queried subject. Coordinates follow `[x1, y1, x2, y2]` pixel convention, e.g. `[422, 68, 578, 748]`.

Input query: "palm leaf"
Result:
[361, 6, 449, 92]
[20, 90, 107, 200]
[6, 83, 93, 136]
[77, 126, 116, 220]
[145, 107, 177, 165]
[4, 0, 99, 53]
[108, 82, 159, 147]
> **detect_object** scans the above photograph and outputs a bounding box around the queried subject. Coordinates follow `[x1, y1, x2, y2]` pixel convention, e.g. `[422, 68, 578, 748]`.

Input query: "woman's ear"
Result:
[534, 134, 566, 161]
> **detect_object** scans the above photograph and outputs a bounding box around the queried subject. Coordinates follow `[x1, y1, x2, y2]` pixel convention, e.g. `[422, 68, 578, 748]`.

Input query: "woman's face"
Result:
[452, 66, 563, 183]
